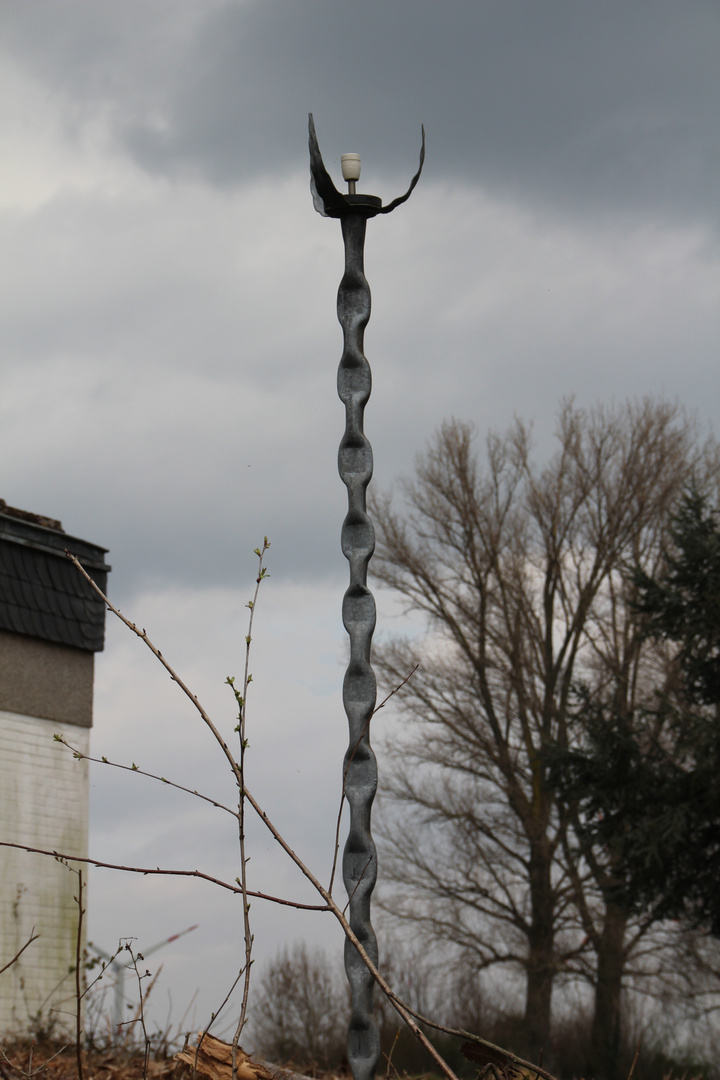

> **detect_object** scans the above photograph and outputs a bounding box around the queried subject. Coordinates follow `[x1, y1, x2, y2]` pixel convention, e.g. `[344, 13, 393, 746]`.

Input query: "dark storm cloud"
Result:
[2, 0, 718, 599]
[4, 0, 718, 229]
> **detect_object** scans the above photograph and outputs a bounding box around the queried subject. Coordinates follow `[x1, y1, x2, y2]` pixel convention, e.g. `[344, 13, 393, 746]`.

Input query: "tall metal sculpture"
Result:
[308, 115, 424, 1080]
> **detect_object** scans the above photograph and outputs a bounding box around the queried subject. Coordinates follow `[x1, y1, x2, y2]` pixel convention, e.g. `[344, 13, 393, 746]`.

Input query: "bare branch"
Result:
[0, 841, 328, 911]
[0, 929, 39, 976]
[53, 736, 240, 820]
[62, 545, 557, 1078]
[328, 664, 419, 896]
[64, 552, 245, 793]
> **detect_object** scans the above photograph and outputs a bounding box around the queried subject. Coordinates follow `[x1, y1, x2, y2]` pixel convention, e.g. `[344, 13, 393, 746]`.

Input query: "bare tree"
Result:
[370, 398, 717, 1059]
[249, 944, 348, 1072]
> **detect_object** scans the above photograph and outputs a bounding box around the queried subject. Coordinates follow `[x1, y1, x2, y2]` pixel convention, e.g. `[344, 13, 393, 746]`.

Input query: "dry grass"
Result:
[0, 1039, 180, 1080]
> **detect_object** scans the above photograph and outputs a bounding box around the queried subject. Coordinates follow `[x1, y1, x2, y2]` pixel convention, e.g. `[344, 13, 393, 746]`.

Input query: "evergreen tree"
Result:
[556, 490, 720, 934]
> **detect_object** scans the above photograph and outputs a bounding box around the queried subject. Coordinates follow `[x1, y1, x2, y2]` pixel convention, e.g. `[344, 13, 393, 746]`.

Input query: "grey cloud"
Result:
[2, 0, 718, 602]
[4, 0, 718, 230]
[2, 179, 718, 598]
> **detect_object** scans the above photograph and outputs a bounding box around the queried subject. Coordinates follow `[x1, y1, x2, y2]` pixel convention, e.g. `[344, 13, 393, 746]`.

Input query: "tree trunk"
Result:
[523, 841, 555, 1057]
[589, 900, 627, 1080]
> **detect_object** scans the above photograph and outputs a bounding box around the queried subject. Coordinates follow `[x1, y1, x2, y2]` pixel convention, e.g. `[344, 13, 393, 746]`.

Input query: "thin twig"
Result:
[0, 842, 327, 910]
[125, 947, 156, 1078]
[331, 667, 419, 906]
[627, 1039, 641, 1080]
[328, 664, 419, 895]
[374, 663, 420, 716]
[81, 942, 127, 1004]
[343, 855, 373, 917]
[53, 738, 240, 820]
[230, 538, 269, 1076]
[201, 966, 245, 1040]
[0, 930, 39, 976]
[400, 1010, 560, 1080]
[65, 552, 246, 794]
[0, 1044, 70, 1079]
[74, 869, 84, 1080]
[384, 1027, 402, 1080]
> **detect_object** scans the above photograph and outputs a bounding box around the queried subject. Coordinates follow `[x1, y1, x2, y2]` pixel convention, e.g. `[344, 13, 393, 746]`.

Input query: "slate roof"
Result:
[0, 502, 111, 653]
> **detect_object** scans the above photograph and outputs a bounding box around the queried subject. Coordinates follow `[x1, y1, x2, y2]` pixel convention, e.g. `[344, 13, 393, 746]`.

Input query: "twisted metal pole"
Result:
[337, 209, 381, 1080]
[308, 115, 424, 1080]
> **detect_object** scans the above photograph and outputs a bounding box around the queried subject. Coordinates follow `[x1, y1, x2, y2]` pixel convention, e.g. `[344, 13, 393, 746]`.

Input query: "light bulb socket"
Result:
[341, 154, 361, 182]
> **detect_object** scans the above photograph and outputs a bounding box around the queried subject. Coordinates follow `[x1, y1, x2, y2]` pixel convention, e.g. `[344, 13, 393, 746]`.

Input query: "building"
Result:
[0, 500, 110, 1036]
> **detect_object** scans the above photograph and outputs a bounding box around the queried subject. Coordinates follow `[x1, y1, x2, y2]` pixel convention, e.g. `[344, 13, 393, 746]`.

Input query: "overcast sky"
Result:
[1, 0, 719, 1040]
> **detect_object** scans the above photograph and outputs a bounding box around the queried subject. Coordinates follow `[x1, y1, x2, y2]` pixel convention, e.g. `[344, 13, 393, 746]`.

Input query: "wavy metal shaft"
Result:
[337, 212, 380, 1080]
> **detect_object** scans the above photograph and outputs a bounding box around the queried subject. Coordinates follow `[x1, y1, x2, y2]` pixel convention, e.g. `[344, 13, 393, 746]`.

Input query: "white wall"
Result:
[0, 709, 89, 1037]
